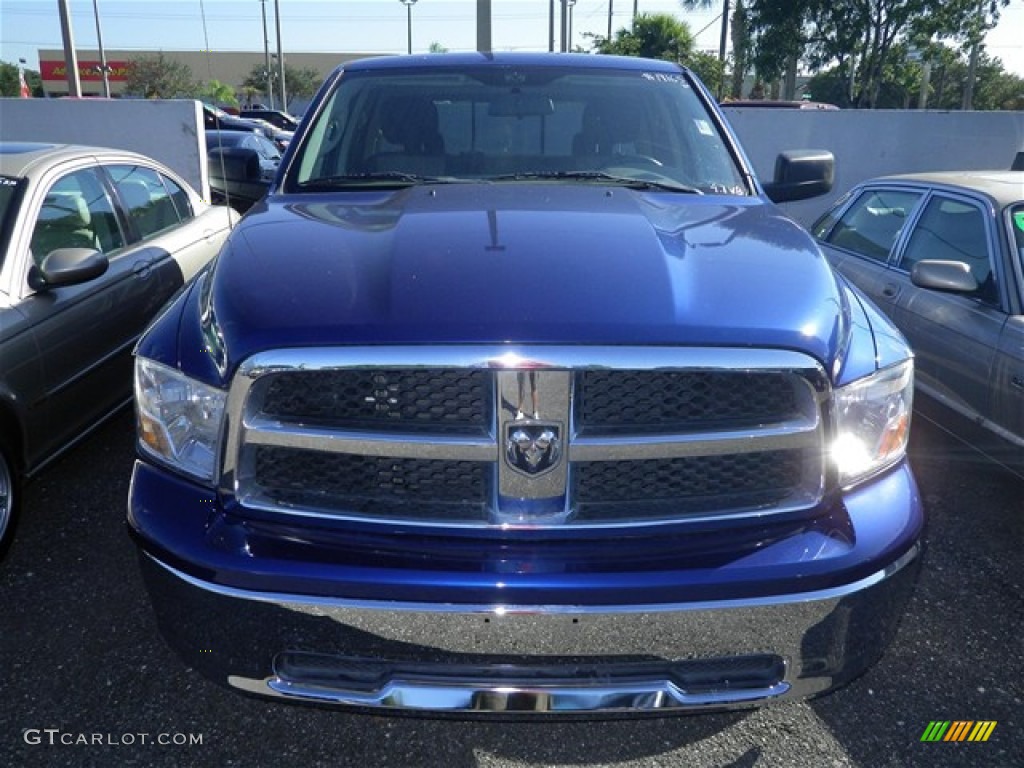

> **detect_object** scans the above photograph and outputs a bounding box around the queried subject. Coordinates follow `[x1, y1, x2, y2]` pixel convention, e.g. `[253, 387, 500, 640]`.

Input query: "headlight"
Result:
[831, 359, 913, 486]
[135, 357, 227, 483]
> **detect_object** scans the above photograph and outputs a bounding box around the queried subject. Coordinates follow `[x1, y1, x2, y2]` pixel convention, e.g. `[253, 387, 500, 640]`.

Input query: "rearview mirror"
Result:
[488, 92, 555, 118]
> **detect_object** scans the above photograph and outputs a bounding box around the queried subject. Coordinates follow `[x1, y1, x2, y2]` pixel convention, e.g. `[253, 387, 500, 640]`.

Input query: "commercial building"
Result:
[37, 49, 376, 108]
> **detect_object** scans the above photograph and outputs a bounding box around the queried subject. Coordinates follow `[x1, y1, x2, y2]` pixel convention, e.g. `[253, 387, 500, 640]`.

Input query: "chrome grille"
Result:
[578, 370, 801, 433]
[226, 346, 828, 528]
[259, 369, 490, 435]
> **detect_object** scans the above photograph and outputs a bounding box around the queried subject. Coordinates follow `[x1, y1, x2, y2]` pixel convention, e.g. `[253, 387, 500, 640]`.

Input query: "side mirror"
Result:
[911, 260, 979, 294]
[208, 147, 262, 184]
[29, 247, 109, 290]
[763, 150, 835, 203]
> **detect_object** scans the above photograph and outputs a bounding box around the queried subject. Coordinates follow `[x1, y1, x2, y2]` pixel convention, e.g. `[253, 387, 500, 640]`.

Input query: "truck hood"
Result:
[203, 184, 847, 375]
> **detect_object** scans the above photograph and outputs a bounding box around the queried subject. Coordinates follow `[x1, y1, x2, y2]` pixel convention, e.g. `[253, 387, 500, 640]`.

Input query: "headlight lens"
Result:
[135, 357, 227, 483]
[831, 359, 913, 486]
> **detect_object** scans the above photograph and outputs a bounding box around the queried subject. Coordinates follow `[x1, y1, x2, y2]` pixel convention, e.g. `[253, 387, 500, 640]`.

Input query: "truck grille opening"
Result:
[228, 347, 827, 528]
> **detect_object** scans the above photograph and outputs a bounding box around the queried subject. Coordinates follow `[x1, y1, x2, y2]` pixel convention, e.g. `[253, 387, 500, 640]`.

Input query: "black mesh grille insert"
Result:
[573, 450, 805, 521]
[250, 446, 488, 520]
[578, 370, 801, 433]
[258, 369, 490, 434]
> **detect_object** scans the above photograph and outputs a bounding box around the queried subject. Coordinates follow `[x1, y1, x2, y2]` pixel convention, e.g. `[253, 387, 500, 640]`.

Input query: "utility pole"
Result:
[718, 0, 729, 63]
[607, 0, 613, 41]
[477, 0, 492, 53]
[549, 0, 555, 51]
[274, 0, 286, 110]
[560, 0, 567, 52]
[260, 0, 274, 108]
[91, 0, 111, 98]
[58, 0, 82, 97]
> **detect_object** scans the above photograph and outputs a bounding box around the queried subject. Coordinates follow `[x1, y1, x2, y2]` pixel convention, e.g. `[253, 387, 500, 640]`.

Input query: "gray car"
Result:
[812, 171, 1024, 480]
[0, 142, 236, 555]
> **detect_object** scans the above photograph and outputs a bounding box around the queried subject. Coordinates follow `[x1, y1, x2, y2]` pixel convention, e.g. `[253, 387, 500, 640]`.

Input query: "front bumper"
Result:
[133, 457, 923, 715]
[140, 547, 919, 714]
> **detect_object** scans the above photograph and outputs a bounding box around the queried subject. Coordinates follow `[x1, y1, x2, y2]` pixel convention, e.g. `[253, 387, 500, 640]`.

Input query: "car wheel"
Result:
[0, 439, 19, 559]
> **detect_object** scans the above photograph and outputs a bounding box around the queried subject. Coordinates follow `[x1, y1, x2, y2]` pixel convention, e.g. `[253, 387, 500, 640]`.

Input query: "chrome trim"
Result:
[244, 672, 791, 713]
[496, 369, 571, 523]
[141, 543, 921, 714]
[569, 423, 818, 461]
[148, 543, 919, 614]
[243, 418, 496, 461]
[221, 346, 830, 528]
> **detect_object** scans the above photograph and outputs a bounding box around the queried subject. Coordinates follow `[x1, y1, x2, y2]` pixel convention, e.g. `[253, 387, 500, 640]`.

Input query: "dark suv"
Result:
[129, 53, 922, 716]
[239, 109, 300, 131]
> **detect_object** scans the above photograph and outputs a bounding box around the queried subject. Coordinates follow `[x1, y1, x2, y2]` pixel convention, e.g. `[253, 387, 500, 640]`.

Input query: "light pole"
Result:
[274, 0, 286, 110]
[400, 0, 418, 55]
[567, 0, 576, 52]
[91, 0, 111, 98]
[259, 0, 274, 108]
[57, 0, 81, 98]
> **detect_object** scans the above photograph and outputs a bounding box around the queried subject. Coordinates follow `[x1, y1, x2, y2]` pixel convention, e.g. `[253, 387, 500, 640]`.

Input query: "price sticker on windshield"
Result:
[1014, 211, 1024, 232]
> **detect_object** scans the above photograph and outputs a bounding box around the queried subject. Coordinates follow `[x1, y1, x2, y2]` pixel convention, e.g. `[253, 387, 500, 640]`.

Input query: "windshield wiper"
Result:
[297, 172, 456, 189]
[490, 170, 703, 194]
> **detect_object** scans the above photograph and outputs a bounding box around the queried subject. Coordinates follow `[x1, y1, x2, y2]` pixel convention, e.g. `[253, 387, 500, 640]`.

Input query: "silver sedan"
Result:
[0, 142, 236, 555]
[812, 171, 1024, 481]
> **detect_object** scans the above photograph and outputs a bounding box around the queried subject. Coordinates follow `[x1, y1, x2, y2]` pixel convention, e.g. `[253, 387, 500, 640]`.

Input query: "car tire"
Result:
[0, 438, 19, 560]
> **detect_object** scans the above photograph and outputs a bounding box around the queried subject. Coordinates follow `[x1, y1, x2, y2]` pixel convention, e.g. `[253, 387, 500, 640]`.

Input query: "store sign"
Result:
[40, 60, 132, 82]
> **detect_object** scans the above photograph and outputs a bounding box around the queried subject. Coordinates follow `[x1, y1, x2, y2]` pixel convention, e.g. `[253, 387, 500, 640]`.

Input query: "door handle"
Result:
[132, 258, 155, 278]
[881, 283, 901, 299]
[1012, 375, 1024, 392]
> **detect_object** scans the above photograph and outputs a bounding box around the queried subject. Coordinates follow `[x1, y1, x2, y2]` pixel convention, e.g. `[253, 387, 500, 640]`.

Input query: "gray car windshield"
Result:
[0, 175, 21, 269]
[291, 65, 749, 196]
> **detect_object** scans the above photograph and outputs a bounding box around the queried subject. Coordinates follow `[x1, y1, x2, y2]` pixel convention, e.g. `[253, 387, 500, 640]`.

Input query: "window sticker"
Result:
[1014, 211, 1024, 232]
[641, 72, 687, 85]
[694, 119, 714, 136]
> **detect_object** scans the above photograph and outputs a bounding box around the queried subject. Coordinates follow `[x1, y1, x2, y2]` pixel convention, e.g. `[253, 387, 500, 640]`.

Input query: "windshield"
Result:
[0, 175, 24, 273]
[290, 64, 749, 195]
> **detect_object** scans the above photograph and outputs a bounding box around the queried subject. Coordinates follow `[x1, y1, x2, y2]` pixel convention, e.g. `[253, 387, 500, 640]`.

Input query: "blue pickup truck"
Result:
[128, 53, 923, 715]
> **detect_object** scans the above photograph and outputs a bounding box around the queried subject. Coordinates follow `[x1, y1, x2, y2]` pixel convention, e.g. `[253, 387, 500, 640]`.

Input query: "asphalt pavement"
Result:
[1, 411, 1021, 768]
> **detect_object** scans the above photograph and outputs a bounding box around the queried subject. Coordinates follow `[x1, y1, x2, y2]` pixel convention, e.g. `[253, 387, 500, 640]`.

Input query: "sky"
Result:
[1, 0, 1023, 78]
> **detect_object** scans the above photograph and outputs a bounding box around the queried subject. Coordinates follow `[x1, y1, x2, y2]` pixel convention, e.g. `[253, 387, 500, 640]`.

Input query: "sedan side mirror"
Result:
[763, 150, 835, 203]
[28, 247, 109, 291]
[910, 260, 979, 294]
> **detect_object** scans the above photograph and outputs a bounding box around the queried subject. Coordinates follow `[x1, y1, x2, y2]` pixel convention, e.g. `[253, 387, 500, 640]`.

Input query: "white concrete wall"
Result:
[723, 109, 1024, 225]
[0, 98, 208, 198]
[2, 99, 1021, 229]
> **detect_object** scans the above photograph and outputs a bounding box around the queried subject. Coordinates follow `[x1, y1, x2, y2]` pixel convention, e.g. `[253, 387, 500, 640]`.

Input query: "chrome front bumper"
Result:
[139, 544, 920, 715]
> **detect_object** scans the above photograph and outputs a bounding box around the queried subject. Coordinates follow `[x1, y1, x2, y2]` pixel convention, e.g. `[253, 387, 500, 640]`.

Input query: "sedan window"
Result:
[108, 165, 183, 240]
[900, 196, 999, 306]
[1012, 205, 1024, 274]
[824, 189, 921, 263]
[29, 168, 124, 264]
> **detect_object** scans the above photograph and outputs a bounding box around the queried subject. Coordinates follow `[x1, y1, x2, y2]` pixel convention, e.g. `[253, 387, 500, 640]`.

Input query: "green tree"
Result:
[242, 64, 322, 106]
[429, 42, 449, 53]
[284, 65, 322, 100]
[744, 0, 1011, 108]
[592, 13, 695, 63]
[687, 50, 726, 95]
[729, 0, 750, 98]
[125, 53, 197, 99]
[199, 79, 238, 108]
[0, 61, 42, 97]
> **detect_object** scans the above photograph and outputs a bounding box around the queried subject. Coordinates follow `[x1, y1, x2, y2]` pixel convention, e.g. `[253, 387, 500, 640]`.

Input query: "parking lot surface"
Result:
[1, 411, 1020, 768]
